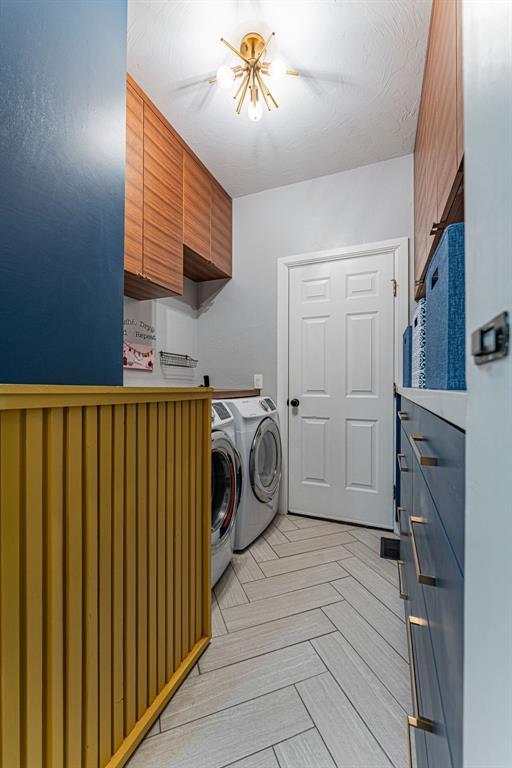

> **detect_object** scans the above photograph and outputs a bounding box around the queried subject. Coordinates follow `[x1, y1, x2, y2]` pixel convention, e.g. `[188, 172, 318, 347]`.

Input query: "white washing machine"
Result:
[224, 397, 282, 550]
[211, 400, 242, 586]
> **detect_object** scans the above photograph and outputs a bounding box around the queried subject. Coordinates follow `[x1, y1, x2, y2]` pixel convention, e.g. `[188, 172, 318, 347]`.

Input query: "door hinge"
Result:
[391, 278, 397, 297]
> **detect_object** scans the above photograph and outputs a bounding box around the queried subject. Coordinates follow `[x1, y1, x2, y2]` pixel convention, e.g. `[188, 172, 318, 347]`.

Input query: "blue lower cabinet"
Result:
[414, 471, 464, 768]
[398, 396, 464, 768]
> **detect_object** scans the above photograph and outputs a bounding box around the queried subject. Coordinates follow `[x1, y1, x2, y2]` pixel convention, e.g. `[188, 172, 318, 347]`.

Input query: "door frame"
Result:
[276, 238, 409, 518]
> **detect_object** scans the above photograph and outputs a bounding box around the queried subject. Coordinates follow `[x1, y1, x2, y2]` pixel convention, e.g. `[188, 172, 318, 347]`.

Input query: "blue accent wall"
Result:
[0, 0, 127, 384]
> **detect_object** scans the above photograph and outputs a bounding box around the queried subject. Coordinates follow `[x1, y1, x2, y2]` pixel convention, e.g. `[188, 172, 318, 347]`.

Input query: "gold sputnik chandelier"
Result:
[209, 32, 299, 121]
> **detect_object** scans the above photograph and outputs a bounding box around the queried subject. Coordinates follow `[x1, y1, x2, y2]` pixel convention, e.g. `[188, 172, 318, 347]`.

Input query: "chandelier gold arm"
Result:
[233, 69, 250, 100]
[236, 72, 251, 114]
[255, 70, 272, 111]
[254, 31, 275, 66]
[220, 37, 250, 64]
[258, 73, 278, 109]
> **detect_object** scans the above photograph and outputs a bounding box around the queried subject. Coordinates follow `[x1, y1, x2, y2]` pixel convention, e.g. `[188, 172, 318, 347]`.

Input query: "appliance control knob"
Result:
[290, 398, 300, 408]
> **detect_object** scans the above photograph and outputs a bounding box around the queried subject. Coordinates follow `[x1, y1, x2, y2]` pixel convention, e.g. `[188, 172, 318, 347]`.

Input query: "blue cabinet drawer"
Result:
[413, 469, 464, 768]
[401, 397, 465, 572]
[400, 513, 451, 768]
[398, 424, 414, 524]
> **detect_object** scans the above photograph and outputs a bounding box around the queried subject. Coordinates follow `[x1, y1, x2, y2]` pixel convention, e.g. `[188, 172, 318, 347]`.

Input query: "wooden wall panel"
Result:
[456, 0, 464, 167]
[432, 0, 458, 219]
[143, 105, 184, 295]
[125, 84, 144, 276]
[183, 152, 211, 261]
[0, 386, 211, 768]
[211, 183, 233, 278]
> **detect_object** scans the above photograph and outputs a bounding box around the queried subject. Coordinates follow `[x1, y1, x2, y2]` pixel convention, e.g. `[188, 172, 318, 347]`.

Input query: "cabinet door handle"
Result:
[409, 516, 436, 586]
[409, 434, 438, 466]
[398, 411, 409, 421]
[397, 560, 407, 600]
[397, 505, 407, 536]
[406, 615, 434, 768]
[397, 452, 408, 472]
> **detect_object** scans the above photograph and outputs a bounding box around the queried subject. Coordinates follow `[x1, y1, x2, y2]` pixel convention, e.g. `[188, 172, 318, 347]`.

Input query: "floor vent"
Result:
[380, 537, 400, 560]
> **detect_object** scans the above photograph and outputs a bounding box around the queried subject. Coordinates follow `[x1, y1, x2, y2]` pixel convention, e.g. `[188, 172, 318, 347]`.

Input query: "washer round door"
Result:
[211, 431, 239, 550]
[249, 417, 282, 503]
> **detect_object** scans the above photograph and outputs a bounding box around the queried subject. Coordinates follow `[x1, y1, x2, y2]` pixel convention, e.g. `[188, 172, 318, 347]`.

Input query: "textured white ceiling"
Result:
[128, 0, 431, 197]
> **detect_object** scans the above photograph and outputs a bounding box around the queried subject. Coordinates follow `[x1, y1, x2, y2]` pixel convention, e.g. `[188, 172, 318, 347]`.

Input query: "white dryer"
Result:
[211, 400, 241, 586]
[224, 397, 282, 550]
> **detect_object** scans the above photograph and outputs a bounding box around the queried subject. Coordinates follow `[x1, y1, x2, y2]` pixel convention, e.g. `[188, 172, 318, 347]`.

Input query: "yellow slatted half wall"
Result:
[0, 386, 212, 768]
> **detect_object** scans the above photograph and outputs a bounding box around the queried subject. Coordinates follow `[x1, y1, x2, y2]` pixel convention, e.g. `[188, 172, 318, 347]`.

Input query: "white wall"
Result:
[197, 154, 414, 397]
[124, 278, 200, 387]
[463, 3, 512, 766]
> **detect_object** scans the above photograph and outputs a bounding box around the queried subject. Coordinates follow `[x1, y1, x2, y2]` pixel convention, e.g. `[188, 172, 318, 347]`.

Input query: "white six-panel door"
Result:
[288, 252, 395, 528]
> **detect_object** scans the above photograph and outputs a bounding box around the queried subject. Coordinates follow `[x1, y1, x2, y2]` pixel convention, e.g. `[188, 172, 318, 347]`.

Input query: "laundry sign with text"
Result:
[123, 315, 156, 371]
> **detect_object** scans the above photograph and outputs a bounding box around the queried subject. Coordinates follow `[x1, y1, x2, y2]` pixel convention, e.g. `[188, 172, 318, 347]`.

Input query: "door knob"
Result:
[290, 398, 300, 407]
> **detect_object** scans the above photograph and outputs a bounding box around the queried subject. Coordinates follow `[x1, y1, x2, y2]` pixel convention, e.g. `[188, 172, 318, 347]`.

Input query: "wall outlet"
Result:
[254, 374, 263, 390]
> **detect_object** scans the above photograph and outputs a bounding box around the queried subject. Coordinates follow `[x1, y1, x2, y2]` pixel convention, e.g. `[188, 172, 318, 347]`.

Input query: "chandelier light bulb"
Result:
[216, 64, 235, 90]
[268, 58, 287, 79]
[248, 100, 263, 122]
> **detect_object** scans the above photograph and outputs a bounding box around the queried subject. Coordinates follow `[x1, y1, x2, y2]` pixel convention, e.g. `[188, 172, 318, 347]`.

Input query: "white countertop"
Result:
[397, 386, 467, 430]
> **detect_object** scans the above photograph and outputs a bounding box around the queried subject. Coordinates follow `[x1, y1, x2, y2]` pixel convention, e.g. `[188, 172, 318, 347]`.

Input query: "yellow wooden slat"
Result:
[64, 407, 83, 768]
[112, 405, 125, 752]
[195, 401, 203, 643]
[0, 410, 22, 768]
[99, 406, 112, 765]
[136, 404, 148, 716]
[165, 403, 175, 679]
[157, 402, 167, 690]
[181, 401, 190, 658]
[44, 408, 65, 768]
[24, 409, 44, 768]
[173, 402, 182, 668]
[83, 406, 99, 768]
[124, 404, 137, 732]
[0, 387, 213, 768]
[147, 403, 158, 704]
[202, 400, 212, 638]
[189, 401, 196, 648]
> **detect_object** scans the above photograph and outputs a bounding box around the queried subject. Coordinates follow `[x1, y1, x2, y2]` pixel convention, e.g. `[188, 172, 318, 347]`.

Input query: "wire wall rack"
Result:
[159, 351, 198, 369]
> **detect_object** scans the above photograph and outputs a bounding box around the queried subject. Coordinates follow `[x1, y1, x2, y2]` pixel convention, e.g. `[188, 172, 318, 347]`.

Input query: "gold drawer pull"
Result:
[407, 715, 434, 768]
[398, 411, 409, 421]
[406, 614, 434, 766]
[409, 434, 438, 466]
[409, 516, 436, 586]
[397, 505, 407, 536]
[397, 452, 408, 472]
[397, 560, 407, 600]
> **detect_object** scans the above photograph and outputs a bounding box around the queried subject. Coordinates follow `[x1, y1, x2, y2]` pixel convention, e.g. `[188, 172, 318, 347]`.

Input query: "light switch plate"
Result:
[254, 374, 263, 389]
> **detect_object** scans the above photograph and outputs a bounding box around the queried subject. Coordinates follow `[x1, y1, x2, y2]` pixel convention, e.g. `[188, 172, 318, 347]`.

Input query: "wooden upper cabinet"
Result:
[211, 182, 232, 278]
[413, 0, 464, 297]
[183, 152, 211, 262]
[124, 84, 143, 276]
[143, 104, 183, 295]
[124, 75, 233, 297]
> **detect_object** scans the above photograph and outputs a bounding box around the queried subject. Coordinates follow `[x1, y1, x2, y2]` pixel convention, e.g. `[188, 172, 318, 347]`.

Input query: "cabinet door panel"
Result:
[432, 0, 458, 218]
[143, 105, 183, 294]
[183, 153, 211, 261]
[125, 84, 143, 275]
[211, 183, 232, 277]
